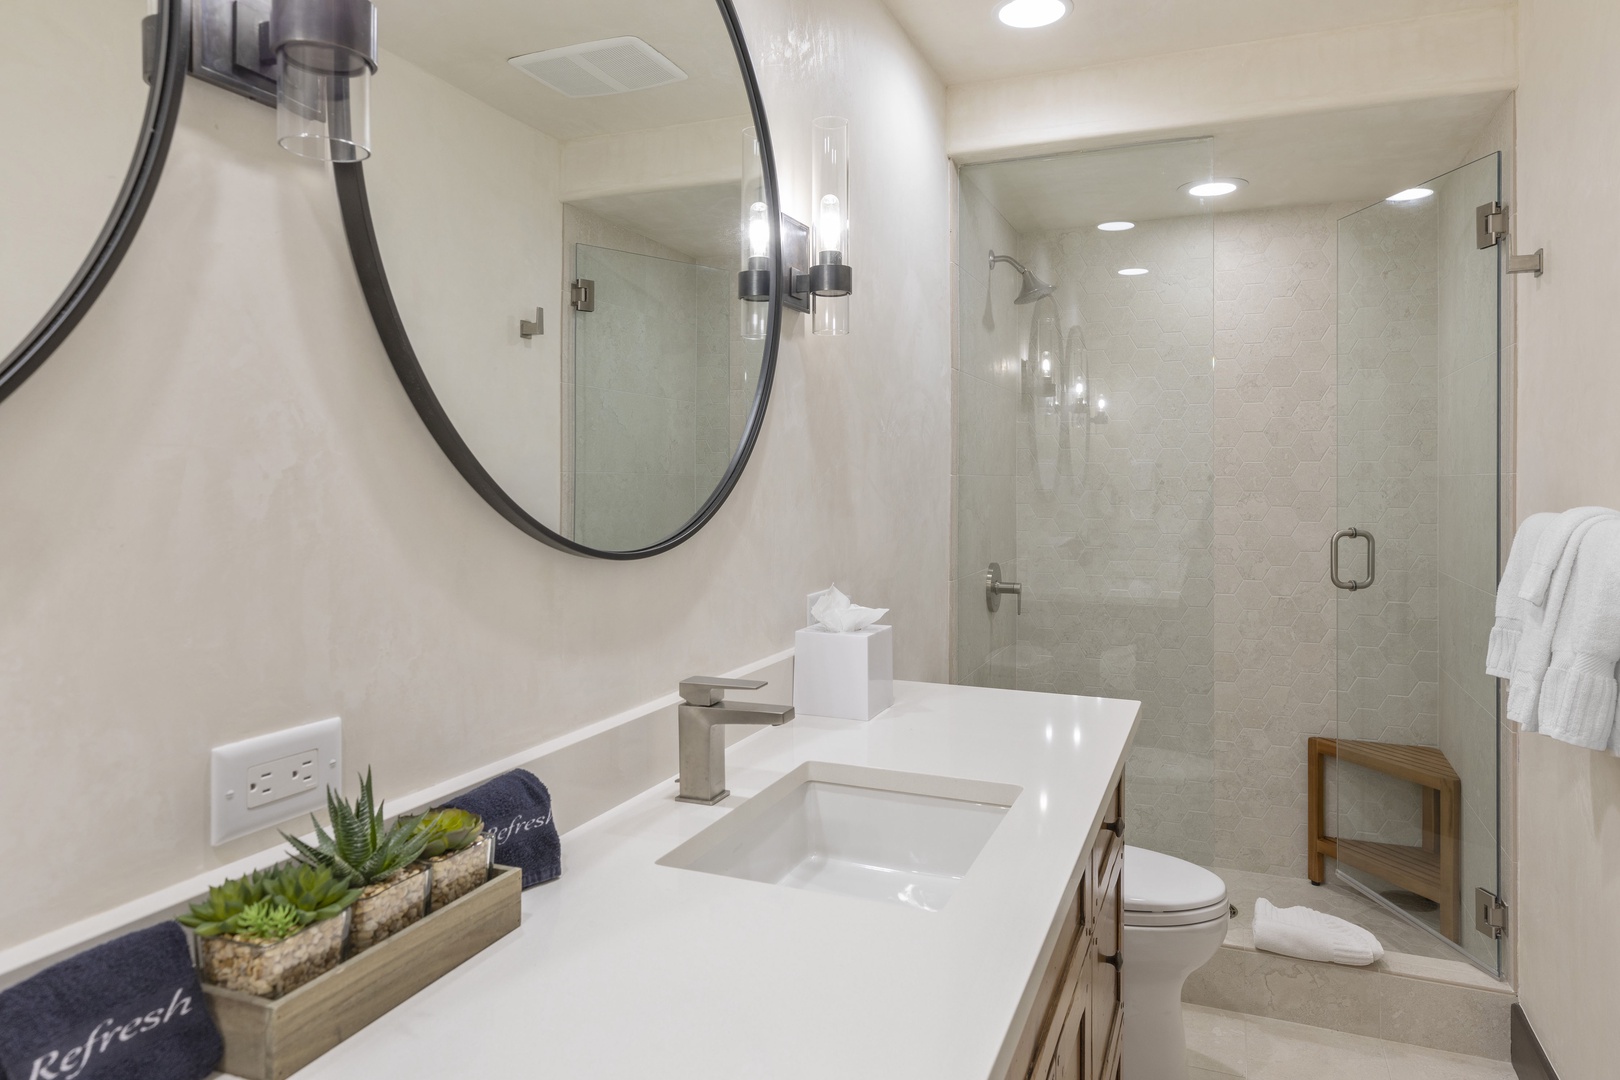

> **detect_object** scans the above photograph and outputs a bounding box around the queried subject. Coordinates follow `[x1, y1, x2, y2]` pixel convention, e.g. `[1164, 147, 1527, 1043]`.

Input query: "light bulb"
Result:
[1097, 397, 1107, 411]
[817, 194, 843, 254]
[1041, 357, 1051, 375]
[748, 202, 770, 258]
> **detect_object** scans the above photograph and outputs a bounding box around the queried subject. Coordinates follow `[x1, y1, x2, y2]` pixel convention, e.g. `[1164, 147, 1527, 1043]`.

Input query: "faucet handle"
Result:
[679, 676, 768, 707]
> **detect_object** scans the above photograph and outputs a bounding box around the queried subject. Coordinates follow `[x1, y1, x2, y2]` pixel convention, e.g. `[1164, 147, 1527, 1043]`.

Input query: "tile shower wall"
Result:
[1017, 217, 1217, 864]
[1210, 203, 1352, 873]
[952, 175, 1022, 689]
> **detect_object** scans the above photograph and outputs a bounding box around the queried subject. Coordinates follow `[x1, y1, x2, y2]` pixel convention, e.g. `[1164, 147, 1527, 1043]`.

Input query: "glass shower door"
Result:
[1331, 153, 1502, 973]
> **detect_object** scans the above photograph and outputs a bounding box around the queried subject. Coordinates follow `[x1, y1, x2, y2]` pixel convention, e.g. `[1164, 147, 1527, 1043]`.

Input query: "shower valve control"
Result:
[986, 563, 1023, 614]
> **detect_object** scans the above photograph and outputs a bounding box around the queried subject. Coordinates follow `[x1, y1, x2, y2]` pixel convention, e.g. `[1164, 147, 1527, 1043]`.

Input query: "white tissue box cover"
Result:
[794, 625, 894, 721]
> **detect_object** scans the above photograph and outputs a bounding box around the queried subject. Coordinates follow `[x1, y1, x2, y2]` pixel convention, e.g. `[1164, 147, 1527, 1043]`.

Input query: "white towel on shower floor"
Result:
[1252, 898, 1384, 967]
[1489, 512, 1557, 679]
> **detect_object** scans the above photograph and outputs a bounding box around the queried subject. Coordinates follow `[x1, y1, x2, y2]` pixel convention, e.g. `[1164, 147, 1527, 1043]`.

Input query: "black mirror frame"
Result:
[334, 0, 783, 560]
[0, 0, 188, 408]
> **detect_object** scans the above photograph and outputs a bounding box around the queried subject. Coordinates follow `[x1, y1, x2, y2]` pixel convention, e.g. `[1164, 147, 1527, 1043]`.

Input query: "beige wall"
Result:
[0, 0, 951, 951]
[1513, 1, 1620, 1076]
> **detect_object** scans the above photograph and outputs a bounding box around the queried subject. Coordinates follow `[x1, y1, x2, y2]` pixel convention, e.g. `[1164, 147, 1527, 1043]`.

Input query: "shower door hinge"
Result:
[1475, 888, 1509, 939]
[570, 279, 596, 312]
[1477, 202, 1544, 277]
[1476, 202, 1509, 249]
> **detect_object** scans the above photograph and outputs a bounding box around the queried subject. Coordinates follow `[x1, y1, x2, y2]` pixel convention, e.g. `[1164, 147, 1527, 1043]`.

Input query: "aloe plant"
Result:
[402, 808, 484, 858]
[232, 899, 304, 941]
[282, 769, 433, 886]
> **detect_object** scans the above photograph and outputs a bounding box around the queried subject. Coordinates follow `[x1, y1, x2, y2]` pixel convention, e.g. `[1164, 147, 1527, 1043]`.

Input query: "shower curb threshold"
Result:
[1184, 932, 1515, 1060]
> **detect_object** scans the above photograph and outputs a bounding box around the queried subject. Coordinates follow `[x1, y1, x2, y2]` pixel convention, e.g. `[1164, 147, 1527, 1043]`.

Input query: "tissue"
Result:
[810, 585, 888, 633]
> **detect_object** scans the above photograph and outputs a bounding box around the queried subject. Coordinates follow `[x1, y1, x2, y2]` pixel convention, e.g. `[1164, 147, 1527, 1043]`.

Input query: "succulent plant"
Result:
[282, 769, 433, 887]
[231, 899, 304, 941]
[179, 863, 362, 938]
[178, 869, 277, 937]
[402, 808, 485, 858]
[265, 863, 364, 922]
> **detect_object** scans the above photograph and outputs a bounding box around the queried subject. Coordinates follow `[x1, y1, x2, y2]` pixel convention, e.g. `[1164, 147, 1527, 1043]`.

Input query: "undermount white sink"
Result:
[657, 762, 1021, 912]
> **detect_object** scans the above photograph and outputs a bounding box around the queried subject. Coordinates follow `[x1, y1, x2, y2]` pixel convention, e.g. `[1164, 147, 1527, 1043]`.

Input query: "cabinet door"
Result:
[1089, 781, 1123, 927]
[1035, 938, 1093, 1080]
[1090, 845, 1123, 1080]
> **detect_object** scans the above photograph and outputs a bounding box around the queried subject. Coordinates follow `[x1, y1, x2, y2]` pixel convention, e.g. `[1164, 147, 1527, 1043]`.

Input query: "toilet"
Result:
[1121, 846, 1229, 1080]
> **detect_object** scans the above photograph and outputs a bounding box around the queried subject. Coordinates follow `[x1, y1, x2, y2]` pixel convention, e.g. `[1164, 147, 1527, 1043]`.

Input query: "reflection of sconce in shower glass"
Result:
[809, 117, 853, 336]
[738, 127, 771, 342]
[190, 0, 379, 162]
[1030, 306, 1061, 413]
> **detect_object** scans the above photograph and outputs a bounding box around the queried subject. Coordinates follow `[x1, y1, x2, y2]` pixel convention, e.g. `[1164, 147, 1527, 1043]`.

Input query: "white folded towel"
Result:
[1507, 510, 1617, 730]
[1520, 506, 1615, 606]
[1488, 513, 1556, 679]
[1251, 898, 1384, 967]
[1538, 518, 1620, 750]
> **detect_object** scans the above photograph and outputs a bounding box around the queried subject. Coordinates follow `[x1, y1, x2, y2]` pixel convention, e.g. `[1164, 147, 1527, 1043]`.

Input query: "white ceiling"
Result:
[960, 92, 1509, 233]
[880, 0, 1509, 86]
[371, 0, 749, 142]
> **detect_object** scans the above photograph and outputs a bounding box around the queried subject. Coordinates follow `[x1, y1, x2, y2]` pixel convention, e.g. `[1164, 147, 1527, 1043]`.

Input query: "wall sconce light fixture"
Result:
[751, 117, 856, 335]
[809, 116, 853, 335]
[191, 0, 379, 162]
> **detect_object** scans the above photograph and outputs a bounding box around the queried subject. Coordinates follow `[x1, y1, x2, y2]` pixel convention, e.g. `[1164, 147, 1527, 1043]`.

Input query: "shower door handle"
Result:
[1330, 528, 1376, 591]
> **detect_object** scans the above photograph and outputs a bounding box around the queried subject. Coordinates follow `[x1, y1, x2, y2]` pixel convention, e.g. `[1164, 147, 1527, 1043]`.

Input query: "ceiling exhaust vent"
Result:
[508, 37, 688, 98]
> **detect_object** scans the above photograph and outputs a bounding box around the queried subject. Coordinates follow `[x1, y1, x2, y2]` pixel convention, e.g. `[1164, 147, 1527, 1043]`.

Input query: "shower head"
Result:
[989, 251, 1055, 304]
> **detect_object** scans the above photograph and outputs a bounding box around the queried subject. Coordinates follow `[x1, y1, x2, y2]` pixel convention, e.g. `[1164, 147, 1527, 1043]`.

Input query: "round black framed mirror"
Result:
[336, 0, 782, 559]
[0, 0, 187, 408]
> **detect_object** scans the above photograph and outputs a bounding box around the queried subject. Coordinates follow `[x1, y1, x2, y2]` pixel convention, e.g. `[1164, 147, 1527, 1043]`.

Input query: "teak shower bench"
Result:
[1307, 736, 1462, 942]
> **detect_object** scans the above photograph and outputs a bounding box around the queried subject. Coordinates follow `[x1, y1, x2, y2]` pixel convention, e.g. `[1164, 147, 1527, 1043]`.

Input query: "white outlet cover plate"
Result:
[210, 717, 342, 845]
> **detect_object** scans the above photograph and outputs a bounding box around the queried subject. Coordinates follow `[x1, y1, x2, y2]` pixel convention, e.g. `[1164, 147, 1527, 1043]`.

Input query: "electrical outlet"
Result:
[211, 718, 342, 845]
[245, 749, 320, 810]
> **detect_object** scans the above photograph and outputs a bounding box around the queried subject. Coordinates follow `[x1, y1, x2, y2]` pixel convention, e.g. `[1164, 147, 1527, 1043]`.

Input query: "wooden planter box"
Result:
[203, 865, 522, 1080]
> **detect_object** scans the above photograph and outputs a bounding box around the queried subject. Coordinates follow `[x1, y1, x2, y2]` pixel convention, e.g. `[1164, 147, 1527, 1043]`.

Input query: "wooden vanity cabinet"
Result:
[1002, 779, 1124, 1080]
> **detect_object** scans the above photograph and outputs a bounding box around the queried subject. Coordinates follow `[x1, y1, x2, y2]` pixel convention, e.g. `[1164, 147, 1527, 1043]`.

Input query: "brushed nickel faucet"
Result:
[676, 676, 794, 805]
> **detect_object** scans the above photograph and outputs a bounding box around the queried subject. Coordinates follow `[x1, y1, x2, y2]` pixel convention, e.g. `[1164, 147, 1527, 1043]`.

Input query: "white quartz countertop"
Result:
[278, 681, 1139, 1080]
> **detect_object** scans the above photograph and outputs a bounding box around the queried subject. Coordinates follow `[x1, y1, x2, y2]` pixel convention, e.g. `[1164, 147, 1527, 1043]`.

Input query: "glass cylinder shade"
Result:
[739, 126, 770, 342]
[810, 116, 850, 336]
[277, 46, 372, 162]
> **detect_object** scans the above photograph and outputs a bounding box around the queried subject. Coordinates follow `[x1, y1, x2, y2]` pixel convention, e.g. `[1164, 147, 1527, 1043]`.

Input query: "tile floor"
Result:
[1215, 866, 1460, 962]
[1185, 1005, 1515, 1079]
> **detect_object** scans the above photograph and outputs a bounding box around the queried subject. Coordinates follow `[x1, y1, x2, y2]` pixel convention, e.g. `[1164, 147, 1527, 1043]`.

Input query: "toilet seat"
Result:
[1123, 898, 1230, 928]
[1122, 846, 1228, 928]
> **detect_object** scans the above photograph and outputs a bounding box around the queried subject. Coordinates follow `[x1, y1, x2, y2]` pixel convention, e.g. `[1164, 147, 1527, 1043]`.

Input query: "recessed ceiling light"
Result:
[1387, 187, 1435, 202]
[1118, 268, 1149, 276]
[1097, 221, 1135, 232]
[1181, 178, 1248, 198]
[996, 0, 1072, 29]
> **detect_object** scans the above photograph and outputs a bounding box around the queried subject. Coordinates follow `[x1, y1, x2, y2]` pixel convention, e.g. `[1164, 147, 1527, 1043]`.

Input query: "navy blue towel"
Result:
[442, 769, 561, 888]
[0, 923, 221, 1080]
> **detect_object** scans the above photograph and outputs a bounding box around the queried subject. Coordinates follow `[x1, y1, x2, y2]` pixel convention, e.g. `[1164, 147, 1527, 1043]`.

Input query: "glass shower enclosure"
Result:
[955, 143, 1504, 974]
[1329, 153, 1504, 972]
